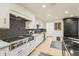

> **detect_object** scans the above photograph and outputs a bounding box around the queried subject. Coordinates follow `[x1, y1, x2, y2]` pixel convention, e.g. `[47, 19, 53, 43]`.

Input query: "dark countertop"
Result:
[63, 41, 72, 56]
[64, 37, 79, 50]
[65, 43, 79, 56]
[2, 35, 31, 43]
[2, 32, 45, 43]
[64, 37, 79, 56]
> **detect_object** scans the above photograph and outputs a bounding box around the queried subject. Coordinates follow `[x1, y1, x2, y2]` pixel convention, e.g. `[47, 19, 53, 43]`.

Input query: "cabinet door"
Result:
[0, 3, 9, 29]
[40, 33, 44, 42]
[24, 43, 32, 55]
[0, 48, 6, 56]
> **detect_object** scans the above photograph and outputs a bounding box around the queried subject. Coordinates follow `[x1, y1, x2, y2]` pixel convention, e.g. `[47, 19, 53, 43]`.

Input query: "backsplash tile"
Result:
[0, 17, 26, 40]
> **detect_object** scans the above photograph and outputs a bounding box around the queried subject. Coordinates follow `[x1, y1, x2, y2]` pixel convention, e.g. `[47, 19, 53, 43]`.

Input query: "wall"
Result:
[46, 19, 63, 41]
[35, 17, 46, 29]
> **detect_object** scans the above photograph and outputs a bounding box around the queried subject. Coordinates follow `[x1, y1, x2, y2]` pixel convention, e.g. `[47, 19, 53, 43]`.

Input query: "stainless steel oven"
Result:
[9, 43, 17, 51]
[9, 40, 26, 51]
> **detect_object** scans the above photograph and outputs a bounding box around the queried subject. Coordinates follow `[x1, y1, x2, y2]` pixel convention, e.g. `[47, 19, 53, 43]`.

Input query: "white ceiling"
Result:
[19, 3, 79, 22]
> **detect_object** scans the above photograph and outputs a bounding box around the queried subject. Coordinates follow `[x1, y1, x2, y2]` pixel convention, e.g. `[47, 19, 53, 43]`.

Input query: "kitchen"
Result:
[0, 3, 79, 56]
[0, 3, 46, 56]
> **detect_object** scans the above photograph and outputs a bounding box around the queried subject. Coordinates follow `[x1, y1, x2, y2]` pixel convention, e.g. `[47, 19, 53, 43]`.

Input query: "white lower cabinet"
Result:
[8, 46, 23, 56]
[35, 33, 44, 45]
[22, 44, 29, 56]
[0, 33, 44, 56]
[0, 48, 6, 56]
[21, 33, 44, 56]
[25, 41, 35, 55]
[0, 47, 9, 56]
[24, 33, 44, 56]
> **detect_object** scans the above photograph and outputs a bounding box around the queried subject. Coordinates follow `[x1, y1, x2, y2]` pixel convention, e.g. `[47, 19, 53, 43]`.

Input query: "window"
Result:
[54, 22, 61, 31]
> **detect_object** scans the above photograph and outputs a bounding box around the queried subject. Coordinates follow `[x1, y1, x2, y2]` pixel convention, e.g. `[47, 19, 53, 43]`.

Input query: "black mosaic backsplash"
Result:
[0, 16, 26, 40]
[0, 14, 46, 40]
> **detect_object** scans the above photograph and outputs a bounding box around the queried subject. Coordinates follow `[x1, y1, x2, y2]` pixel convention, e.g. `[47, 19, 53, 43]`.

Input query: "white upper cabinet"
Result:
[0, 3, 10, 29]
[34, 18, 46, 29]
[25, 16, 36, 29]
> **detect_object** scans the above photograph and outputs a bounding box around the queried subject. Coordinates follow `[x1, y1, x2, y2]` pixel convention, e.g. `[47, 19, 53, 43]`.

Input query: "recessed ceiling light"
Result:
[65, 11, 69, 14]
[48, 14, 51, 16]
[70, 14, 74, 17]
[42, 5, 46, 8]
[56, 17, 58, 19]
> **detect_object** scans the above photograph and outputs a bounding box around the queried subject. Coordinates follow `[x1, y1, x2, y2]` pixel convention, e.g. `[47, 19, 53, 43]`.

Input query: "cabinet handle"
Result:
[4, 18, 6, 24]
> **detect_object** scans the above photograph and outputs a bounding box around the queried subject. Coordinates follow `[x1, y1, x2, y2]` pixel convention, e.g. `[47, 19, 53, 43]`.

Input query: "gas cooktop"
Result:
[2, 37, 24, 43]
[2, 35, 32, 43]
